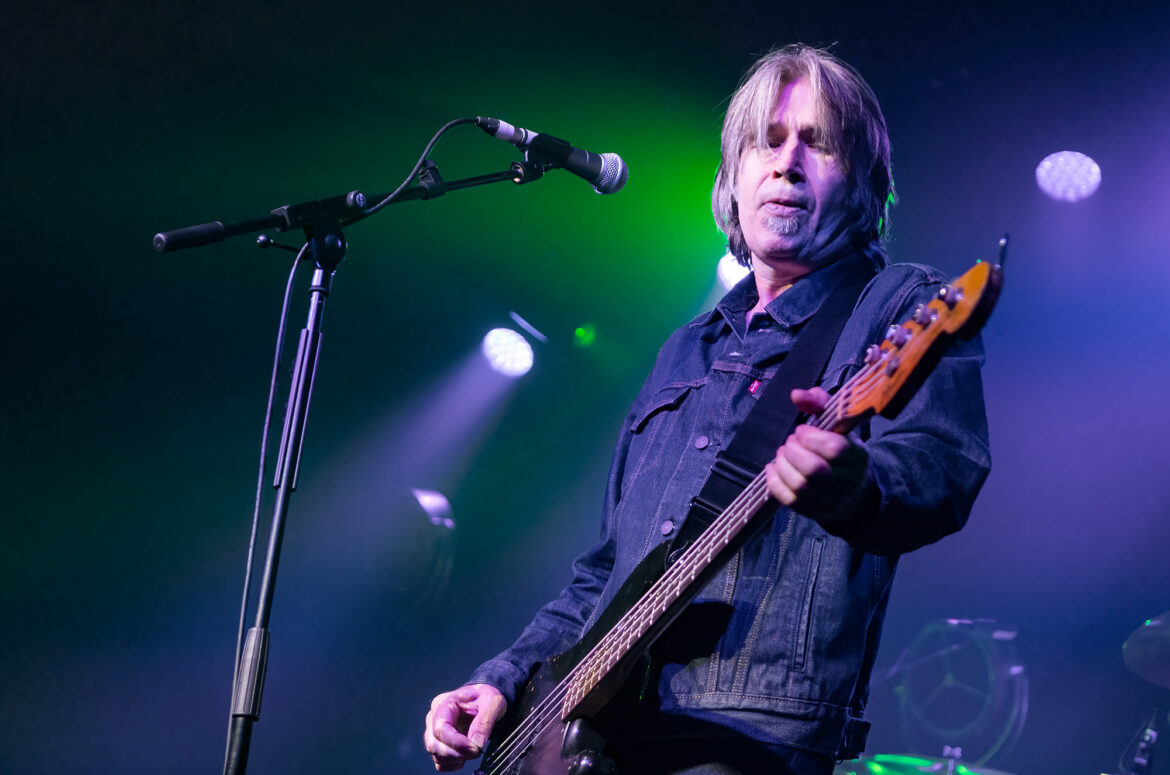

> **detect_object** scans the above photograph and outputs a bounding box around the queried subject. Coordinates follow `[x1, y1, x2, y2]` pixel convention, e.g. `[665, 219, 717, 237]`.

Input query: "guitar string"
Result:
[482, 360, 878, 774]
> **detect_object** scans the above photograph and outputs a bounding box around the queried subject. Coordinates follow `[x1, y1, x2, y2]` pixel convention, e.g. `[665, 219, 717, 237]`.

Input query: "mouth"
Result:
[762, 198, 806, 216]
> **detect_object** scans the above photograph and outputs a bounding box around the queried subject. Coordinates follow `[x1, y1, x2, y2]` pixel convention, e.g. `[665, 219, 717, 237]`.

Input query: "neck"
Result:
[748, 258, 810, 317]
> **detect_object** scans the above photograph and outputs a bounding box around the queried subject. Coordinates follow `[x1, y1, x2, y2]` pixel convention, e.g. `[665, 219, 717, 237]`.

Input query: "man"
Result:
[424, 45, 989, 774]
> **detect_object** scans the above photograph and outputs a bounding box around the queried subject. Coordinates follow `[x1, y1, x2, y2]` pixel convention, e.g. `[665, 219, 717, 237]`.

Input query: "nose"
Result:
[770, 137, 805, 184]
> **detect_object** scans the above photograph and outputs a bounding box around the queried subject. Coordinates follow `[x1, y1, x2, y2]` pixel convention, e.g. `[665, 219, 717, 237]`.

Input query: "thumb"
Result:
[467, 702, 503, 751]
[467, 719, 490, 752]
[791, 387, 830, 416]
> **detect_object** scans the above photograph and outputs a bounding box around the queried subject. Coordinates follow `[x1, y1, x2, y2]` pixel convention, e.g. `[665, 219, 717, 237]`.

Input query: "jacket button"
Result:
[694, 435, 709, 450]
[660, 519, 675, 536]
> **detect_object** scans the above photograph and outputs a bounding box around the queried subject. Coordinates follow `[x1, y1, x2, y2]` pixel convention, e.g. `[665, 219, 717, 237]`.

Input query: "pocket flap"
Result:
[630, 382, 699, 433]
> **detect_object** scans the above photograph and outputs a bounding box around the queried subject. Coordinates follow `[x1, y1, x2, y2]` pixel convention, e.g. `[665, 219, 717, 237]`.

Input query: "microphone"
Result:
[475, 116, 628, 195]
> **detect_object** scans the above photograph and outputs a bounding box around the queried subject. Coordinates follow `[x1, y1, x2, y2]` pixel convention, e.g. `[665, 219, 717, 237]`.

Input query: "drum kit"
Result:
[835, 612, 1170, 775]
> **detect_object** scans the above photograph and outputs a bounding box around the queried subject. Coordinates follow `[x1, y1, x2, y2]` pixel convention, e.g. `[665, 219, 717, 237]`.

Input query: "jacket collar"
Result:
[692, 253, 873, 334]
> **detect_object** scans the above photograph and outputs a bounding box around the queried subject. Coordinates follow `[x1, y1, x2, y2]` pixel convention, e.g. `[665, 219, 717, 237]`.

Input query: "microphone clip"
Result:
[417, 160, 447, 199]
[511, 134, 577, 186]
[509, 158, 547, 186]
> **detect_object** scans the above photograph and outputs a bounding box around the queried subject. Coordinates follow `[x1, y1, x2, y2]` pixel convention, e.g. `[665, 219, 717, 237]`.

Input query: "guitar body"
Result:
[480, 544, 670, 775]
[496, 667, 617, 775]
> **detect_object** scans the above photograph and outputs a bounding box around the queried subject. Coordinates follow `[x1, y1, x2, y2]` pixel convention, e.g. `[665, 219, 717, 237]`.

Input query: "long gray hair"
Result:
[712, 45, 895, 268]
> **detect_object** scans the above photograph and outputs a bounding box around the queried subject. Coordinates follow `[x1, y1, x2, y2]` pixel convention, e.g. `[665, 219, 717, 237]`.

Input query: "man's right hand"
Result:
[424, 683, 507, 772]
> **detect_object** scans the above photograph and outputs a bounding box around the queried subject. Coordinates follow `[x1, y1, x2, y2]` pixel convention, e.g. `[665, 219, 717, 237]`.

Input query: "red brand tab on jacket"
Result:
[748, 379, 761, 394]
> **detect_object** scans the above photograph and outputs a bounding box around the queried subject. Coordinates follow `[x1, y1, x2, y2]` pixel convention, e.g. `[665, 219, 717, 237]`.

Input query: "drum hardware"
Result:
[891, 619, 1027, 766]
[833, 751, 1016, 775]
[1123, 612, 1170, 689]
[1102, 706, 1160, 775]
[1105, 612, 1170, 775]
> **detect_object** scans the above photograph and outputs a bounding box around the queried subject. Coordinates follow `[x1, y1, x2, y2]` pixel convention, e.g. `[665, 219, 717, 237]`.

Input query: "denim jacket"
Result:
[468, 255, 991, 757]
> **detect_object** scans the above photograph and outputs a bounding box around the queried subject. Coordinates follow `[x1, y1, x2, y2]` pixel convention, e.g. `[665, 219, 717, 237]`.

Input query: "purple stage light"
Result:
[410, 488, 454, 529]
[1035, 150, 1101, 202]
[482, 327, 534, 377]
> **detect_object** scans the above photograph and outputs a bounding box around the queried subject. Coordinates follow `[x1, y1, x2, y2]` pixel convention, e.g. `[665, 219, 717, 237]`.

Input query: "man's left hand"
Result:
[764, 387, 869, 523]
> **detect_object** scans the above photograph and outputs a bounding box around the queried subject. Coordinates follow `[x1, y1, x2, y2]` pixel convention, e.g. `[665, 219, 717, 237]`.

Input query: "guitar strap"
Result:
[669, 261, 876, 560]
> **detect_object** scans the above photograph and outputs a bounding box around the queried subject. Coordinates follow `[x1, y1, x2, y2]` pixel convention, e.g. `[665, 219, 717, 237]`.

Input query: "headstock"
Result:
[828, 253, 1004, 430]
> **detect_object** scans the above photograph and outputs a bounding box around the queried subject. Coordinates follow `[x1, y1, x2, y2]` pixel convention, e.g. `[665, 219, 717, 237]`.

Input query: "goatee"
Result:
[763, 214, 800, 236]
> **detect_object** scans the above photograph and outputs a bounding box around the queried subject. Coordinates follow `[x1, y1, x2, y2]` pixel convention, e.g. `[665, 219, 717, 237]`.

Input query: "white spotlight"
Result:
[482, 328, 534, 377]
[1036, 150, 1101, 202]
[717, 252, 750, 291]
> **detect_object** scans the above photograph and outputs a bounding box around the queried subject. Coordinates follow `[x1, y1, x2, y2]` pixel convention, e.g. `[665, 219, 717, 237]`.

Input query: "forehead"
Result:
[768, 78, 819, 128]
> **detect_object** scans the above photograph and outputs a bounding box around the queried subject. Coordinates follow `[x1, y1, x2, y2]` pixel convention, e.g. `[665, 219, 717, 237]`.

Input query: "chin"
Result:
[757, 239, 811, 263]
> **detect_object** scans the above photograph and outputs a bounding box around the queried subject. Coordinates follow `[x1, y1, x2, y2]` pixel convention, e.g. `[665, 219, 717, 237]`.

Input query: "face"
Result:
[735, 77, 849, 271]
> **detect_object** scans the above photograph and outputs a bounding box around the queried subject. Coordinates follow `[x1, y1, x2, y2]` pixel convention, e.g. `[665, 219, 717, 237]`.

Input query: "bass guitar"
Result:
[477, 246, 1006, 775]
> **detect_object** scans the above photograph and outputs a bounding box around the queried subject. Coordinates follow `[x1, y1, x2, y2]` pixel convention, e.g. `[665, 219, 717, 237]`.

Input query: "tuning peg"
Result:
[938, 285, 963, 309]
[912, 304, 936, 326]
[885, 325, 912, 347]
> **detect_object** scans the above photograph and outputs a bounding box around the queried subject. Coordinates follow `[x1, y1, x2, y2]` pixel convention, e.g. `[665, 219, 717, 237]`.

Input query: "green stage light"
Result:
[574, 323, 597, 348]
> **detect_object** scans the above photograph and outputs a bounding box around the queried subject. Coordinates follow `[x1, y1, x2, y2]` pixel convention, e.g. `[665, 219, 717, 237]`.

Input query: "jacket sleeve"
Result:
[463, 534, 616, 706]
[463, 372, 658, 706]
[815, 266, 992, 555]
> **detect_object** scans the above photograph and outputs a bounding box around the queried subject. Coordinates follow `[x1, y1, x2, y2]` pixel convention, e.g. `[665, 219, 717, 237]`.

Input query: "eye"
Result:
[763, 131, 787, 150]
[800, 128, 830, 154]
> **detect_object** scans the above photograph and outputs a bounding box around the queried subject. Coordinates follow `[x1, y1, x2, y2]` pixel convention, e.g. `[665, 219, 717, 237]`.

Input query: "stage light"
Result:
[1036, 150, 1101, 202]
[573, 323, 596, 348]
[482, 328, 534, 377]
[717, 252, 750, 291]
[410, 488, 454, 529]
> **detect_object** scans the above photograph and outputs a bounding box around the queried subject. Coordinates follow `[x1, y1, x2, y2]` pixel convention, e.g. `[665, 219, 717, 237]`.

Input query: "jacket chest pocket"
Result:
[617, 381, 706, 550]
[623, 381, 704, 484]
[630, 382, 701, 434]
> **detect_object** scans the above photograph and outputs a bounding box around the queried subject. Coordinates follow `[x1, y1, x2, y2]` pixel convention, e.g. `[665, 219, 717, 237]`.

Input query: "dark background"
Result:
[3, 1, 1169, 773]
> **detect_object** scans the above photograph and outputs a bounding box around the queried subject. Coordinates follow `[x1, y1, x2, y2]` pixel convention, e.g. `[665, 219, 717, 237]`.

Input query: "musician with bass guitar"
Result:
[425, 45, 993, 775]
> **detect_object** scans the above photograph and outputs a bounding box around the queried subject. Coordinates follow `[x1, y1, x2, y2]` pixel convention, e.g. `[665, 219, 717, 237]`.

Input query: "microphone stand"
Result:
[153, 156, 553, 775]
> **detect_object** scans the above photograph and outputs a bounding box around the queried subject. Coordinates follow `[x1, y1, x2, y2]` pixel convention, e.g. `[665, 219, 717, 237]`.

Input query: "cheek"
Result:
[817, 164, 849, 209]
[735, 152, 763, 205]
[733, 171, 750, 212]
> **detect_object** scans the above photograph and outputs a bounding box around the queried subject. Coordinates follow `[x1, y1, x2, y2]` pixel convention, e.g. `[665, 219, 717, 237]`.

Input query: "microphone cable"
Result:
[356, 116, 480, 219]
